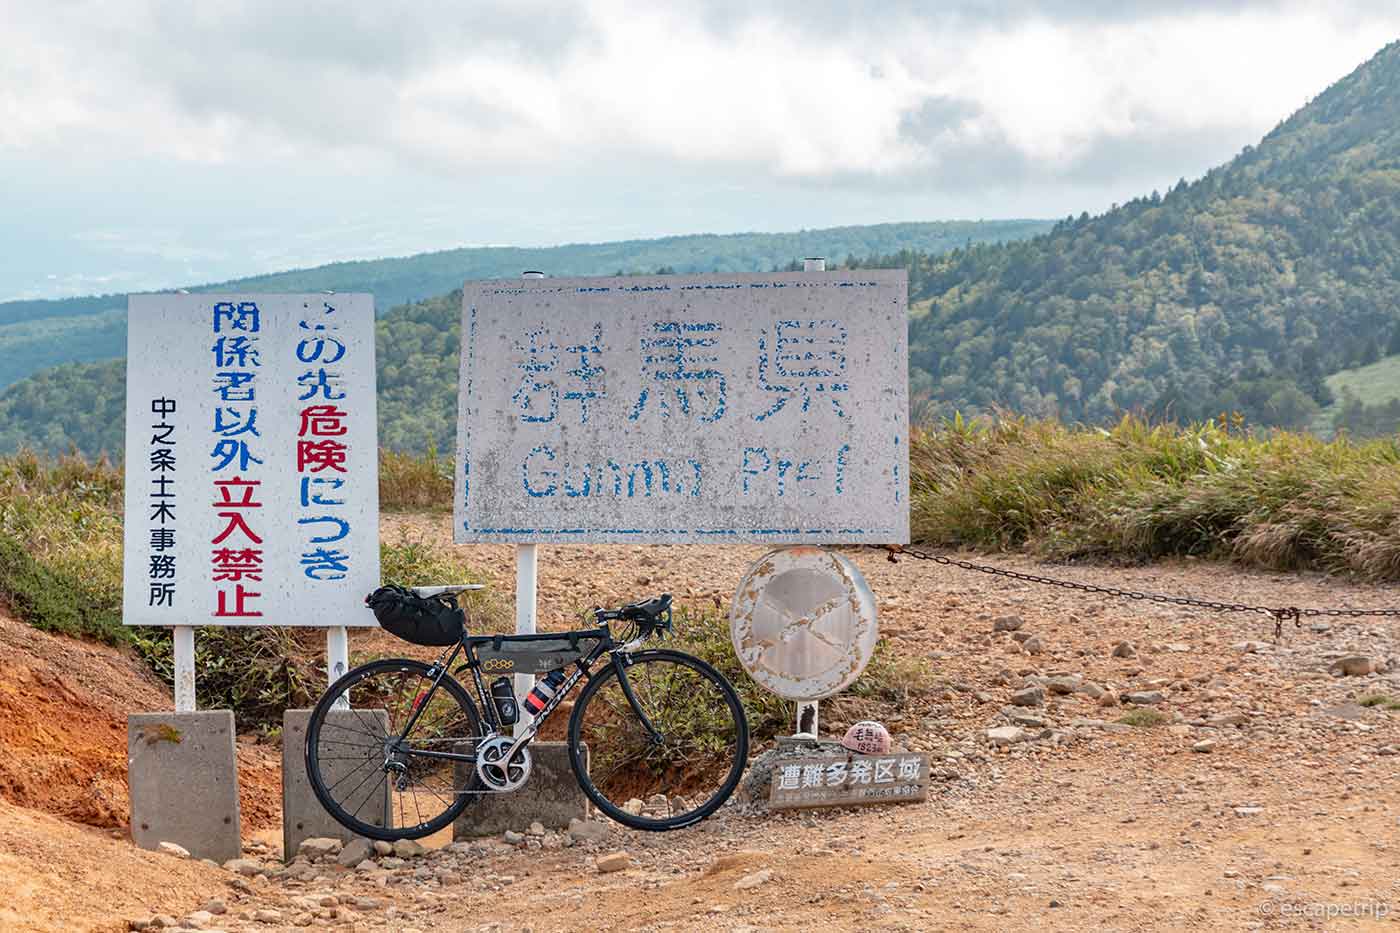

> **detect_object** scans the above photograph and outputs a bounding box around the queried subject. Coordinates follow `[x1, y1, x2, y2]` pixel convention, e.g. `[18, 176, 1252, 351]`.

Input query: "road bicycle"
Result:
[305, 586, 750, 839]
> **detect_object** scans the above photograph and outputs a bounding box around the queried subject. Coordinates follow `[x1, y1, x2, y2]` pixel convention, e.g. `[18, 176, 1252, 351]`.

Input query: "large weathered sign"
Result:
[455, 271, 909, 544]
[121, 294, 379, 627]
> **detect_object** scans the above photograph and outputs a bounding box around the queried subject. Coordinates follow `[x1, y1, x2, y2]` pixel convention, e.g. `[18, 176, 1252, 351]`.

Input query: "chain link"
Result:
[873, 545, 1400, 640]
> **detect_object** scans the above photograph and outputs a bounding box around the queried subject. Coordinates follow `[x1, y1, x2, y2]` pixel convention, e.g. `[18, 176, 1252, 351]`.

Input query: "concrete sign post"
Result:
[121, 292, 379, 860]
[454, 269, 909, 544]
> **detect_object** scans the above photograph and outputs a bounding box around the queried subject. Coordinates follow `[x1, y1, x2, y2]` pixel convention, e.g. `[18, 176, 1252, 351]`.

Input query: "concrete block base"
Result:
[284, 708, 390, 859]
[128, 711, 241, 863]
[453, 741, 588, 838]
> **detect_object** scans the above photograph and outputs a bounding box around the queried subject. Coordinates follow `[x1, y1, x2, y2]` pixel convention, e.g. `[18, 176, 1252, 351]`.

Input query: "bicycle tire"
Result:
[305, 658, 485, 842]
[567, 648, 749, 831]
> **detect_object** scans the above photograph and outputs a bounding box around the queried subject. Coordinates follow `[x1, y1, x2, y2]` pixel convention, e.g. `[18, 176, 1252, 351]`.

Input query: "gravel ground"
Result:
[6, 527, 1400, 931]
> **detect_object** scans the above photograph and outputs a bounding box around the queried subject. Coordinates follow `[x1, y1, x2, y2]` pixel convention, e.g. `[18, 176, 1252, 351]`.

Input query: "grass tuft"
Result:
[1117, 708, 1169, 728]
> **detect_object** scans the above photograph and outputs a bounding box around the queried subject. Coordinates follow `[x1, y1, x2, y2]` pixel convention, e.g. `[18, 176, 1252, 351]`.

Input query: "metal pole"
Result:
[515, 270, 546, 736]
[796, 256, 826, 738]
[796, 701, 819, 738]
[173, 625, 196, 712]
[327, 626, 350, 709]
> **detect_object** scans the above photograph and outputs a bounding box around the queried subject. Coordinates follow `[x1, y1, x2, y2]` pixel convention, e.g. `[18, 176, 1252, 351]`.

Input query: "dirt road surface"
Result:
[3, 530, 1400, 931]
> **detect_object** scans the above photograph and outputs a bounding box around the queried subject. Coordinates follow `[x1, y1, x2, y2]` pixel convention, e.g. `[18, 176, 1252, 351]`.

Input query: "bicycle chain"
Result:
[874, 544, 1400, 640]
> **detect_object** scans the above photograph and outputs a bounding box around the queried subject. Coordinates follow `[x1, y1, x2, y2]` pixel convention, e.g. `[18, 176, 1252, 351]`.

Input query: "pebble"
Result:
[596, 851, 632, 873]
[1191, 740, 1216, 753]
[1330, 656, 1382, 677]
[1122, 691, 1165, 706]
[373, 840, 394, 856]
[993, 616, 1025, 632]
[986, 726, 1027, 746]
[253, 908, 282, 924]
[202, 899, 227, 915]
[1023, 636, 1045, 655]
[223, 858, 264, 877]
[183, 910, 214, 928]
[503, 830, 525, 845]
[1010, 686, 1044, 707]
[298, 837, 342, 859]
[157, 841, 190, 859]
[393, 839, 426, 858]
[337, 839, 372, 868]
[527, 821, 546, 836]
[1046, 675, 1081, 695]
[734, 869, 773, 891]
[1111, 641, 1137, 659]
[568, 817, 610, 843]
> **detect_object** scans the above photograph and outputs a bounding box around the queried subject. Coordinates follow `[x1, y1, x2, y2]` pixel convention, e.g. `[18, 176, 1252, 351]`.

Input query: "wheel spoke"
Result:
[307, 660, 482, 842]
[573, 653, 746, 829]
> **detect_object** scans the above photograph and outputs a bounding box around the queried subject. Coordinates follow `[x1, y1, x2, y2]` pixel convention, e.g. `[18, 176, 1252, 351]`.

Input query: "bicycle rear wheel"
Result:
[305, 659, 485, 841]
[568, 649, 749, 831]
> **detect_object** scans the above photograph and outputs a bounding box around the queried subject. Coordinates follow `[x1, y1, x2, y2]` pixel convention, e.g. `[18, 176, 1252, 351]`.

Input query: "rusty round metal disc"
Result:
[729, 546, 879, 702]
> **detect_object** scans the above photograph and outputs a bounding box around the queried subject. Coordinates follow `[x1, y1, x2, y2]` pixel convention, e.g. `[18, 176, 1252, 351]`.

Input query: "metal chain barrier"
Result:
[873, 544, 1400, 641]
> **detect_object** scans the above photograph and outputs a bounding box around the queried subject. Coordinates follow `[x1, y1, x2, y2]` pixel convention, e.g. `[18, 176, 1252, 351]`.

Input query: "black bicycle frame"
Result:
[389, 622, 662, 767]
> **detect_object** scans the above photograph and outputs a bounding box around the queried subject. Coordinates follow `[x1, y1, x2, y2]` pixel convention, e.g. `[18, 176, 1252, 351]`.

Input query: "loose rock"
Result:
[596, 851, 632, 873]
[567, 818, 610, 844]
[337, 839, 372, 868]
[1122, 691, 1165, 706]
[1330, 656, 1383, 677]
[986, 726, 1027, 746]
[1010, 686, 1045, 707]
[298, 837, 342, 860]
[157, 841, 190, 859]
[734, 869, 773, 891]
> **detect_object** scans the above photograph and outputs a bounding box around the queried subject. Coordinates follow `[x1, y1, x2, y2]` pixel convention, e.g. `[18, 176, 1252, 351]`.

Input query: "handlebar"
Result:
[595, 593, 673, 637]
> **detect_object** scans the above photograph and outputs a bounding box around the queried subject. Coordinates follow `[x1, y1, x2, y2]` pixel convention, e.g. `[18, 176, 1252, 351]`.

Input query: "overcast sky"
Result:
[2, 1, 1397, 301]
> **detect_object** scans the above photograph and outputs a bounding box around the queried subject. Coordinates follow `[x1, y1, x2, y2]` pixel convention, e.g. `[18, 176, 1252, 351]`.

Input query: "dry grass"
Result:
[910, 414, 1400, 580]
[379, 446, 454, 512]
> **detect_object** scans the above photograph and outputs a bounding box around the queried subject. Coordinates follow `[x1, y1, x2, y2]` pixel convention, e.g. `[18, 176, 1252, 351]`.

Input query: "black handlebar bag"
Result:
[366, 585, 464, 646]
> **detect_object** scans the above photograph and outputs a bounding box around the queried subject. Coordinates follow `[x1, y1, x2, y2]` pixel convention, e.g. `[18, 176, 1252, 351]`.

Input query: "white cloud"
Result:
[2, 0, 1398, 299]
[4, 0, 1396, 184]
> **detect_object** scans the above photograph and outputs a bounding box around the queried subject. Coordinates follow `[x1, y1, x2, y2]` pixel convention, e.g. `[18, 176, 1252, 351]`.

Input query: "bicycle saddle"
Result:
[409, 584, 486, 598]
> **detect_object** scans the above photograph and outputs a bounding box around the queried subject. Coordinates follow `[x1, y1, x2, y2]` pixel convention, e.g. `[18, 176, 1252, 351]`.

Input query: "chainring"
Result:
[475, 735, 532, 792]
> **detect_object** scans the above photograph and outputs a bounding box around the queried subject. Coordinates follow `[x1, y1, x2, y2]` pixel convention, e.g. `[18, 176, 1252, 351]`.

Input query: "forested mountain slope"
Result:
[895, 40, 1400, 428]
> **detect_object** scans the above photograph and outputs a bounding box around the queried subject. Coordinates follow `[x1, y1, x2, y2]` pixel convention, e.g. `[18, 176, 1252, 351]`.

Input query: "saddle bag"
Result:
[366, 585, 464, 646]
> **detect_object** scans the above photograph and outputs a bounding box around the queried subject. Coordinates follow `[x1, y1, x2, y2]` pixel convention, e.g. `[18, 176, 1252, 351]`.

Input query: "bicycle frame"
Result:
[388, 621, 663, 774]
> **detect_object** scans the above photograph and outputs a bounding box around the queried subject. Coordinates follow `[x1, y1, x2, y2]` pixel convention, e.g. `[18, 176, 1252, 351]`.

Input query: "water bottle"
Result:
[523, 669, 566, 716]
[489, 676, 518, 725]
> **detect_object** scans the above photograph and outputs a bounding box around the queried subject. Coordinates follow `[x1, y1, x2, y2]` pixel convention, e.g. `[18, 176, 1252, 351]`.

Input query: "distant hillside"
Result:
[0, 220, 1051, 394]
[898, 41, 1400, 429]
[1317, 346, 1400, 437]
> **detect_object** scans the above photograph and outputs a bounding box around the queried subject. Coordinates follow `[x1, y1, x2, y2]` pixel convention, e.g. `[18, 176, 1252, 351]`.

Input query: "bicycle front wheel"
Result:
[305, 659, 485, 841]
[568, 649, 749, 831]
